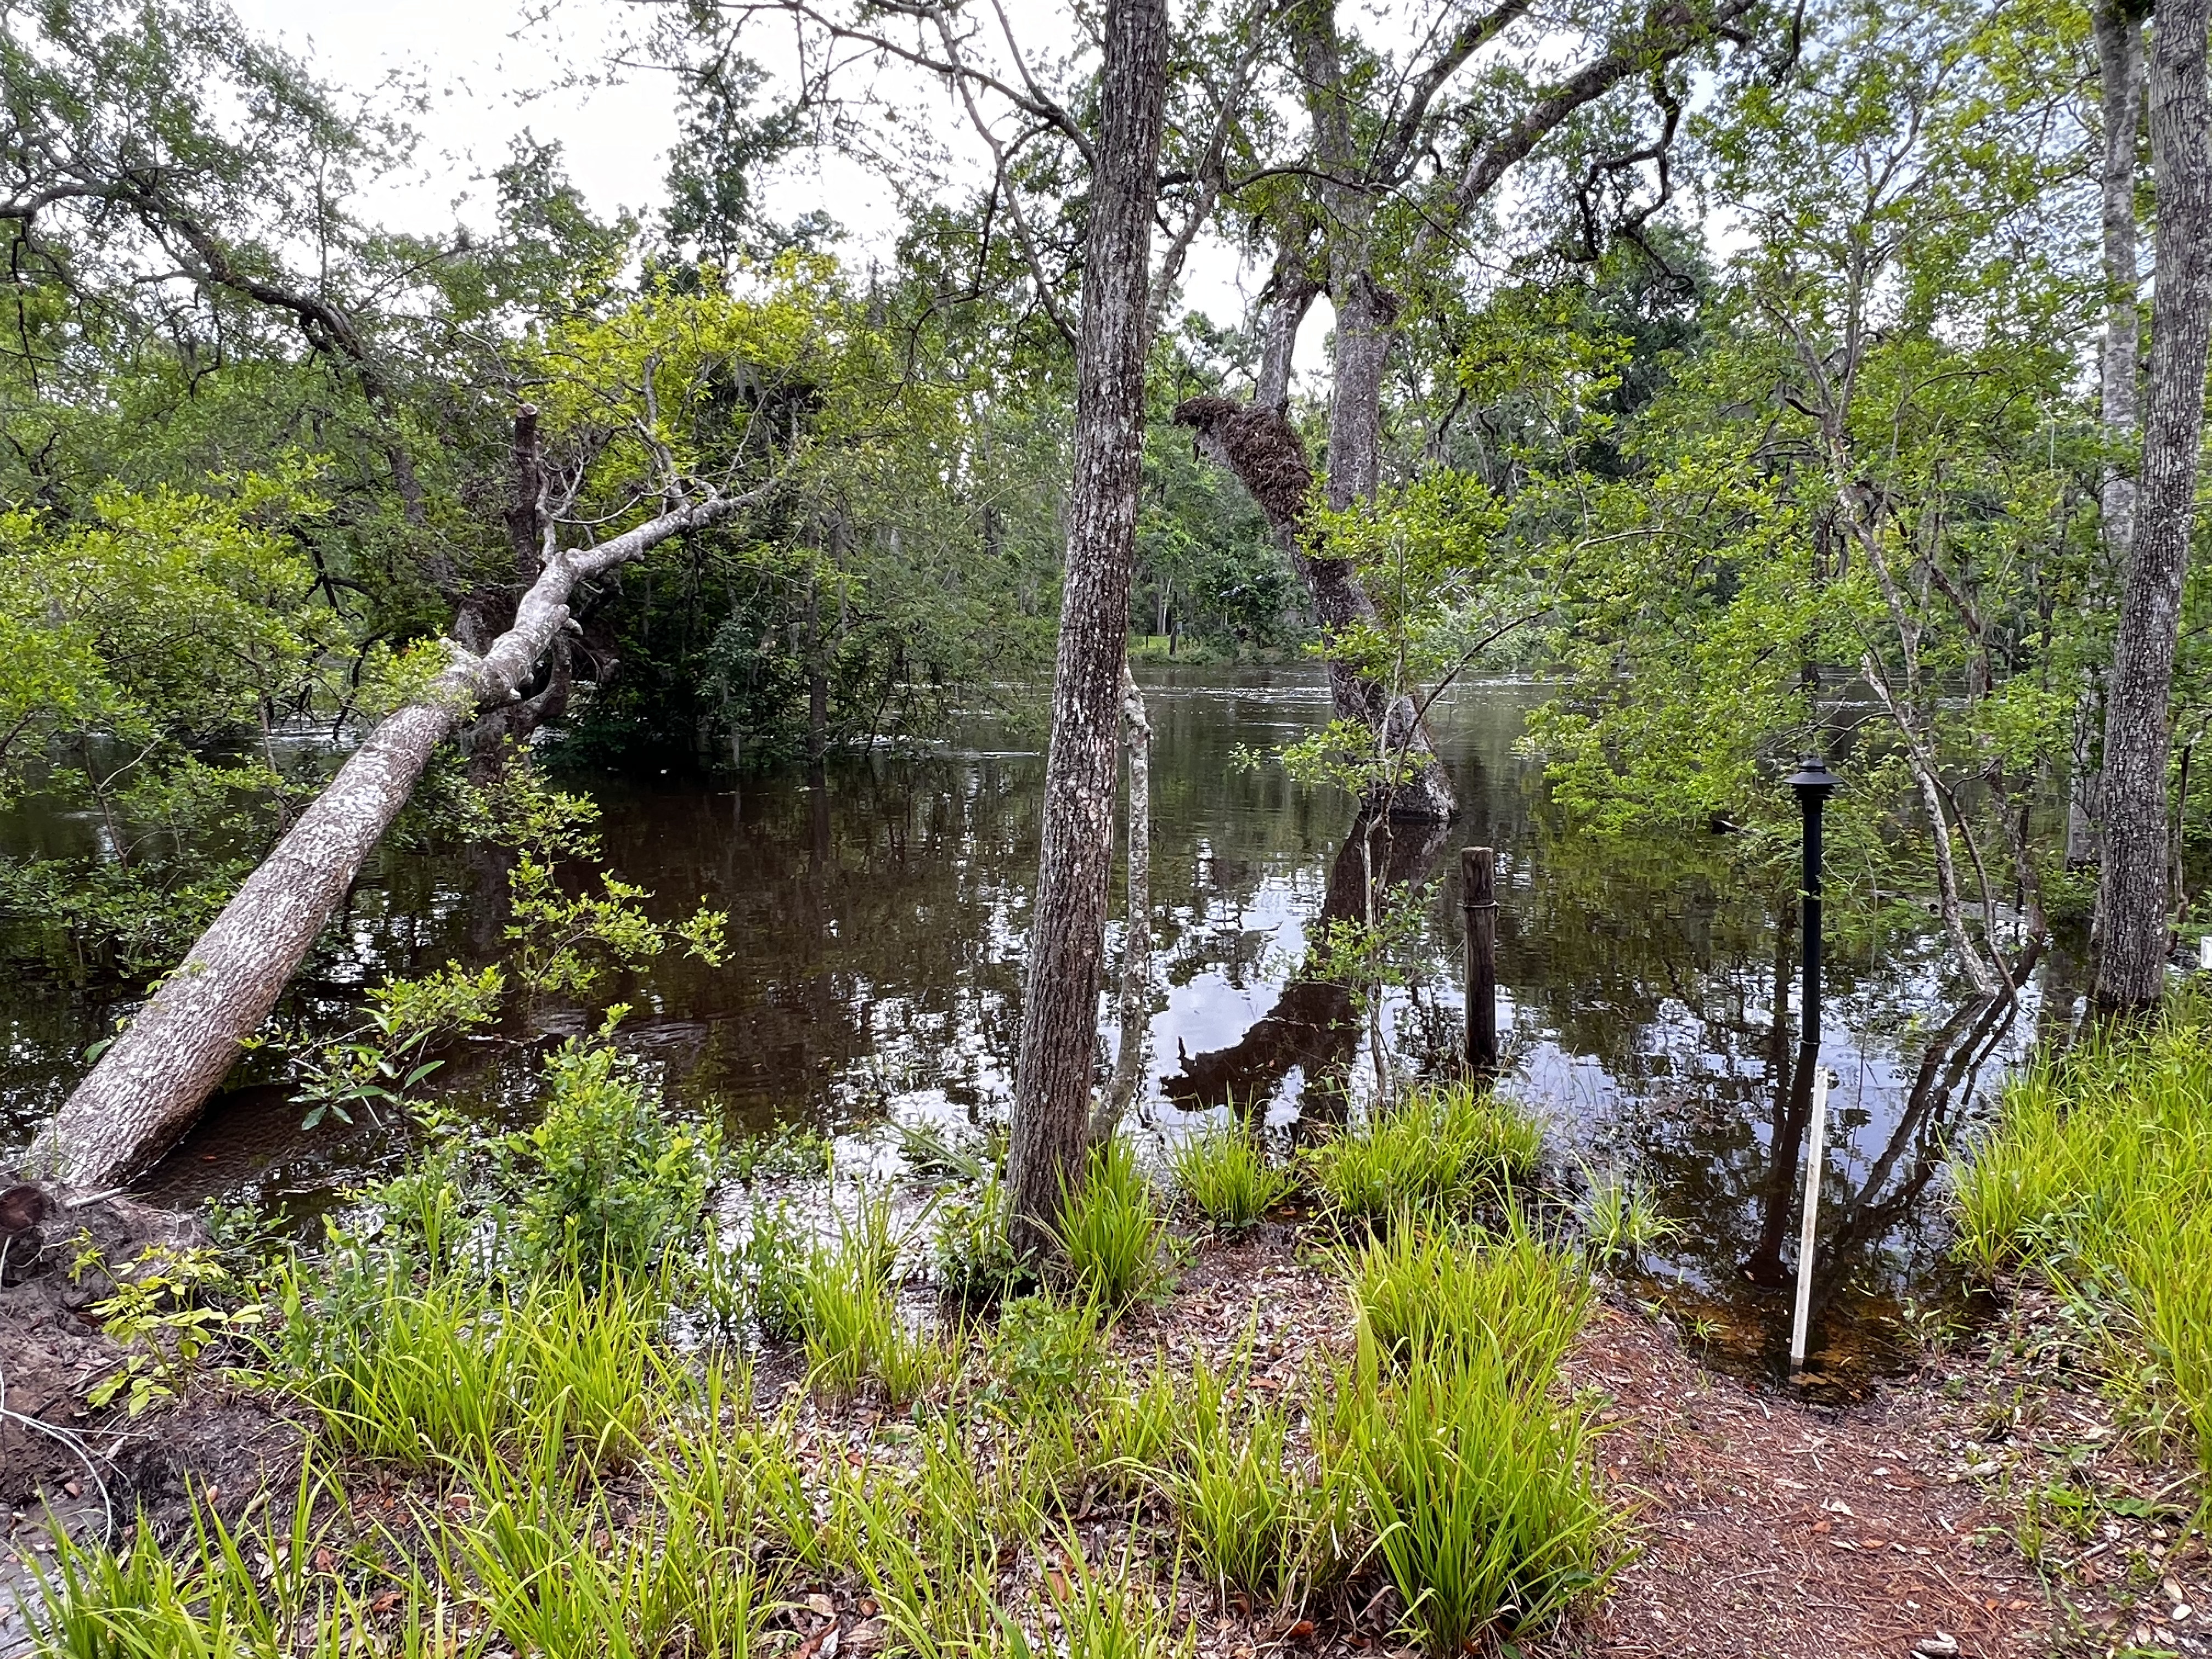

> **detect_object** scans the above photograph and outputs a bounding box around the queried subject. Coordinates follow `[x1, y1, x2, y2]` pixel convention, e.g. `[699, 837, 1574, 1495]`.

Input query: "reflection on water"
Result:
[0, 667, 2050, 1387]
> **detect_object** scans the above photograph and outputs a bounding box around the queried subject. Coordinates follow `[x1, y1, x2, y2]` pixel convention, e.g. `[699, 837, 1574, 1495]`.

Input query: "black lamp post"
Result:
[1787, 755, 1840, 1042]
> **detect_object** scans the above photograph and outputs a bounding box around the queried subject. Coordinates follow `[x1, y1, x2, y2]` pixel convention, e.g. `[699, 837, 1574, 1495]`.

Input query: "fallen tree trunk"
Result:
[26, 489, 754, 1188]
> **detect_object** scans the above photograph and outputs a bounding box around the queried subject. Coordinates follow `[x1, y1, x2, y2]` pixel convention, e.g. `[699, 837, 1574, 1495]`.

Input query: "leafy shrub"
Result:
[1053, 1136, 1170, 1311]
[743, 1199, 809, 1341]
[981, 1295, 1104, 1417]
[1305, 1084, 1541, 1225]
[504, 1029, 719, 1283]
[1169, 1122, 1295, 1232]
[932, 1170, 1029, 1307]
[77, 1244, 261, 1416]
[727, 1121, 833, 1186]
[286, 962, 505, 1131]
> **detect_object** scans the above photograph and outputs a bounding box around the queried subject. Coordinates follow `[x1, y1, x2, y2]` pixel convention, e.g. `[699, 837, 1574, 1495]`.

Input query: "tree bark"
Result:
[2094, 0, 2211, 1011]
[1269, 1, 1459, 822]
[26, 490, 757, 1187]
[1004, 0, 1171, 1260]
[2071, 0, 2149, 868]
[1092, 665, 1153, 1142]
[1171, 393, 1457, 820]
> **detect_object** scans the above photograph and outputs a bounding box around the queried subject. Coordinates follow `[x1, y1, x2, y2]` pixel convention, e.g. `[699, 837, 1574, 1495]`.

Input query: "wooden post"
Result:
[1462, 847, 1498, 1077]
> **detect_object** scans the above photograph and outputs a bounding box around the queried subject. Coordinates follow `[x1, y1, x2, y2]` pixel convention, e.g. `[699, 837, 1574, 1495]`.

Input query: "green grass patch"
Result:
[1577, 1165, 1682, 1267]
[1305, 1084, 1542, 1226]
[797, 1200, 955, 1402]
[1053, 1135, 1171, 1311]
[1952, 993, 2212, 1470]
[268, 1261, 669, 1468]
[1169, 1121, 1296, 1232]
[1341, 1209, 1592, 1387]
[1327, 1336, 1616, 1655]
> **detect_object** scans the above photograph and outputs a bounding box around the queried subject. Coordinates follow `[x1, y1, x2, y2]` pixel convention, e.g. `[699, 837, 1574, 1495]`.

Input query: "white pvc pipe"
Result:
[1789, 1066, 1832, 1373]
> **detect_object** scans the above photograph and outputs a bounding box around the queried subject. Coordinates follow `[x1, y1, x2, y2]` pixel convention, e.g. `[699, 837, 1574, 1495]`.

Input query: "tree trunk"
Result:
[1093, 666, 1153, 1142]
[26, 491, 756, 1187]
[2072, 0, 2148, 868]
[1171, 394, 1457, 820]
[1003, 0, 1171, 1260]
[2094, 0, 2211, 1011]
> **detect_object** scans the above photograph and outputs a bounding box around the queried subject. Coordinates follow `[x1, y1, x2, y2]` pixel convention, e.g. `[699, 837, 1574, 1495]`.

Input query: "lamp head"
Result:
[1787, 754, 1840, 798]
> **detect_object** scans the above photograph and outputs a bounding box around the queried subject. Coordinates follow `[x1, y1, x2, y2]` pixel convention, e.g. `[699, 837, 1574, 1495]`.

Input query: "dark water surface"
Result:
[3, 667, 2066, 1389]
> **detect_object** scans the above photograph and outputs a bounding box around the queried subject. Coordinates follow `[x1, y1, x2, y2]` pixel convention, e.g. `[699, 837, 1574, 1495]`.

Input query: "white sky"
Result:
[228, 0, 1294, 359]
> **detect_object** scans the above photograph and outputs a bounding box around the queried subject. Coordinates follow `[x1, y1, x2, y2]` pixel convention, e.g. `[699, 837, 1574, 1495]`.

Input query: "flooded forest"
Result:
[2, 1, 2210, 1656]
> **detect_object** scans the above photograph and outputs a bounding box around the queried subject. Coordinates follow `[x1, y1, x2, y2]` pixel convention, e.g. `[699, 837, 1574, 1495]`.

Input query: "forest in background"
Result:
[7, 3, 2212, 1655]
[2, 0, 2209, 1225]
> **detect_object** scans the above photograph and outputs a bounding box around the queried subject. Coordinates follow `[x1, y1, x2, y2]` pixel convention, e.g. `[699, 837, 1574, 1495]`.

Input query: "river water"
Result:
[2, 667, 2068, 1389]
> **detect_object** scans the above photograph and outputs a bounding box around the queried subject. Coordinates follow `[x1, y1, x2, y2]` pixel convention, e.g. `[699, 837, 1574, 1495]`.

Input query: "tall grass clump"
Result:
[797, 1195, 951, 1402]
[1313, 1210, 1612, 1652]
[1053, 1136, 1170, 1311]
[1165, 1390, 1347, 1604]
[999, 1542, 1195, 1659]
[425, 1438, 778, 1659]
[1952, 993, 2212, 1468]
[269, 1261, 669, 1466]
[1329, 1339, 1615, 1655]
[1577, 1165, 1681, 1266]
[1305, 1084, 1541, 1226]
[1170, 1121, 1295, 1232]
[32, 1468, 447, 1659]
[1341, 1210, 1592, 1387]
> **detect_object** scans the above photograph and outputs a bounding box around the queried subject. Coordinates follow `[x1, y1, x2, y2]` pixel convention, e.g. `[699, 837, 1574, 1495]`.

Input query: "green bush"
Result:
[1169, 1122, 1295, 1232]
[743, 1198, 810, 1341]
[932, 1170, 1030, 1307]
[1305, 1084, 1541, 1226]
[505, 1034, 719, 1283]
[982, 1295, 1105, 1417]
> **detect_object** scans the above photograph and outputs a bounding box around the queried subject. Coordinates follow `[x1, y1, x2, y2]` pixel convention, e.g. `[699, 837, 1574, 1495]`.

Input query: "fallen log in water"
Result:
[26, 487, 759, 1189]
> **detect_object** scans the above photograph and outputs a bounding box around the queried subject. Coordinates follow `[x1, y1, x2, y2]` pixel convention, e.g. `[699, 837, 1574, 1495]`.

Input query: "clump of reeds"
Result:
[1952, 991, 2212, 1470]
[1169, 1119, 1296, 1232]
[1304, 1082, 1543, 1226]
